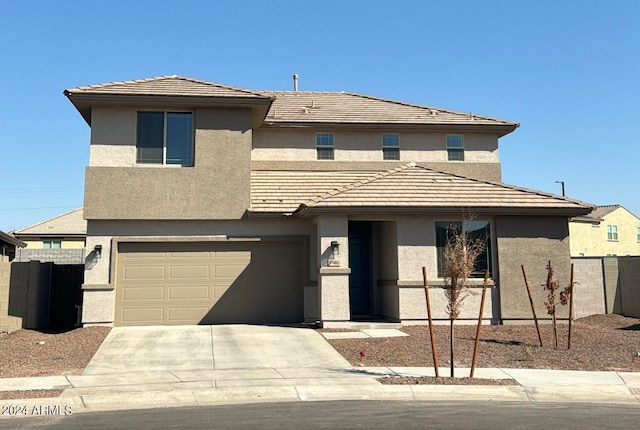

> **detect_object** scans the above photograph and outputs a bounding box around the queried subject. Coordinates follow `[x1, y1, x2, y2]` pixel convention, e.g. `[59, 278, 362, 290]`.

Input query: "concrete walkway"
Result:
[0, 325, 639, 415]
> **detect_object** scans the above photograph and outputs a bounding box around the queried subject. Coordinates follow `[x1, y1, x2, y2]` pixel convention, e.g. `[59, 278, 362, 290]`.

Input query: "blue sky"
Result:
[1, 0, 638, 232]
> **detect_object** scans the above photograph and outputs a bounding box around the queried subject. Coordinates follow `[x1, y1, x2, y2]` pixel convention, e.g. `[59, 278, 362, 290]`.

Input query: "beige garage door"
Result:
[115, 241, 303, 326]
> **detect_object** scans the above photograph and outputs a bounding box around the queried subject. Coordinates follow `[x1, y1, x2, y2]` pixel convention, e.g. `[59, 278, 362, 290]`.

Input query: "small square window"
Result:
[382, 134, 400, 160]
[446, 135, 464, 161]
[636, 227, 640, 242]
[316, 133, 334, 160]
[43, 239, 62, 249]
[607, 224, 618, 241]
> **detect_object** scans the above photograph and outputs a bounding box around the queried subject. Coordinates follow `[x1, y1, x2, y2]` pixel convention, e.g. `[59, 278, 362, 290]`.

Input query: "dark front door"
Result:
[349, 221, 372, 317]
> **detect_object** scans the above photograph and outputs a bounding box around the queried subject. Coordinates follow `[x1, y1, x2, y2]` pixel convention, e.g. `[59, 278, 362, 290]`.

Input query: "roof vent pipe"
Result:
[293, 74, 299, 92]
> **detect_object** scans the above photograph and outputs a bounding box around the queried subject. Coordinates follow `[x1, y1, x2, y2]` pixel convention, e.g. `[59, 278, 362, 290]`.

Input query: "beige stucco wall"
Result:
[22, 239, 85, 249]
[495, 216, 571, 322]
[570, 208, 640, 256]
[399, 285, 494, 323]
[252, 129, 499, 163]
[85, 107, 252, 220]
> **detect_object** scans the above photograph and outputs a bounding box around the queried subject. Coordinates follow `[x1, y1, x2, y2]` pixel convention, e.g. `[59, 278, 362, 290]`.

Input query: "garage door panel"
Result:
[121, 308, 164, 323]
[168, 265, 210, 279]
[123, 266, 166, 280]
[167, 285, 211, 300]
[167, 307, 210, 322]
[116, 241, 303, 326]
[123, 286, 165, 301]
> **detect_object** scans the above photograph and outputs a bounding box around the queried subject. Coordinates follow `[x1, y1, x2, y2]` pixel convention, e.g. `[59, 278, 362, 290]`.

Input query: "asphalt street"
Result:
[3, 401, 639, 430]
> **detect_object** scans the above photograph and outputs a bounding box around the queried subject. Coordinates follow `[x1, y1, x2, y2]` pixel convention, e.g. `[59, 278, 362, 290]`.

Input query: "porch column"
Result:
[315, 215, 351, 326]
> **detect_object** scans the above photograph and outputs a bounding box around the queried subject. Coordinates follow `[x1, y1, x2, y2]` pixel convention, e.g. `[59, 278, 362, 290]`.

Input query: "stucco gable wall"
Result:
[570, 207, 640, 256]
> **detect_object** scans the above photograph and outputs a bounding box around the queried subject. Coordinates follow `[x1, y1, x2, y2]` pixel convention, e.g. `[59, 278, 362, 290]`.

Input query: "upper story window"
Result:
[137, 111, 193, 166]
[446, 135, 464, 161]
[435, 220, 492, 278]
[607, 224, 618, 241]
[316, 133, 334, 160]
[43, 239, 62, 249]
[382, 134, 400, 160]
[637, 227, 640, 242]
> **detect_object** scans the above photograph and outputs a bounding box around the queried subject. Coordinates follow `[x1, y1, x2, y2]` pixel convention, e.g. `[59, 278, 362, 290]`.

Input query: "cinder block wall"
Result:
[571, 258, 606, 318]
[0, 262, 22, 332]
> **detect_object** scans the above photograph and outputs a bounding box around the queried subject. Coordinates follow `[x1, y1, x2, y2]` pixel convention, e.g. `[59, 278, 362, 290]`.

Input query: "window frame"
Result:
[316, 133, 335, 160]
[42, 239, 62, 249]
[446, 135, 465, 161]
[636, 227, 640, 243]
[382, 133, 400, 160]
[435, 219, 493, 279]
[606, 224, 619, 241]
[136, 110, 194, 166]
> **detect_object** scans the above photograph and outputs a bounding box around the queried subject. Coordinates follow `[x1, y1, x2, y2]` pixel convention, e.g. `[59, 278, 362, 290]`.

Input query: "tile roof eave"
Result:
[0, 231, 26, 248]
[260, 120, 519, 134]
[288, 204, 594, 218]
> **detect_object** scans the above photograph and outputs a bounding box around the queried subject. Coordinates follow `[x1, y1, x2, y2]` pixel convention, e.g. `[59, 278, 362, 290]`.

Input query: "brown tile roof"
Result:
[15, 208, 86, 237]
[262, 91, 518, 131]
[0, 231, 25, 248]
[250, 164, 593, 216]
[65, 75, 268, 99]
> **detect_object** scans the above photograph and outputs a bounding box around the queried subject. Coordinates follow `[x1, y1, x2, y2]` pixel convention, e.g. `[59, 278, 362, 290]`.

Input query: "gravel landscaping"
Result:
[322, 314, 640, 374]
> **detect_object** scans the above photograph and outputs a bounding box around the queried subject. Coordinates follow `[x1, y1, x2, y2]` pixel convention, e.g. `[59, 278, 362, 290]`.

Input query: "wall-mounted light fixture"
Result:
[94, 244, 103, 259]
[330, 241, 340, 257]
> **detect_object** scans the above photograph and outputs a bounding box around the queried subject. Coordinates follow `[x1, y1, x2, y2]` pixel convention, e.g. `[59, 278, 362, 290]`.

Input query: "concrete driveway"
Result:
[82, 324, 352, 375]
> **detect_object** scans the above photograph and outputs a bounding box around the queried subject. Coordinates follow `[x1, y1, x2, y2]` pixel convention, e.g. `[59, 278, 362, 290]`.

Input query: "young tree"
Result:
[442, 221, 486, 377]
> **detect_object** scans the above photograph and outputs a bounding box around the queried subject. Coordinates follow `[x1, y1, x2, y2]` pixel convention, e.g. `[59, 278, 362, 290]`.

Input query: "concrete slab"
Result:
[83, 326, 214, 374]
[618, 372, 640, 386]
[503, 369, 625, 386]
[171, 368, 282, 382]
[216, 377, 381, 388]
[210, 325, 350, 370]
[61, 380, 217, 396]
[275, 367, 382, 379]
[296, 384, 413, 401]
[410, 385, 529, 402]
[80, 389, 198, 410]
[0, 376, 71, 392]
[192, 386, 300, 405]
[321, 331, 369, 339]
[361, 329, 408, 338]
[524, 385, 638, 404]
[67, 371, 180, 388]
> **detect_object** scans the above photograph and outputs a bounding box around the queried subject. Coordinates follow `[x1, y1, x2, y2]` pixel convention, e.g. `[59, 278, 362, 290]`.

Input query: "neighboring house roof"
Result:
[14, 208, 87, 237]
[0, 231, 26, 248]
[571, 205, 639, 223]
[251, 164, 594, 216]
[262, 91, 519, 135]
[65, 75, 518, 135]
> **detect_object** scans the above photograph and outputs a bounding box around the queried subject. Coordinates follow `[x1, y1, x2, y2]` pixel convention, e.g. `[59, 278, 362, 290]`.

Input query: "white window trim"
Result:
[606, 224, 619, 241]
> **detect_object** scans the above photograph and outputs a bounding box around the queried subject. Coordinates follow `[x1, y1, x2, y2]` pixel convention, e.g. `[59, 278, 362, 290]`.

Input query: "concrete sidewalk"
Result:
[1, 325, 638, 415]
[0, 367, 638, 415]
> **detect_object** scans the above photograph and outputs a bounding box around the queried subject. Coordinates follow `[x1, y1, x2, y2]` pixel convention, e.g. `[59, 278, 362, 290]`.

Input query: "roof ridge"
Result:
[67, 75, 269, 97]
[342, 92, 519, 125]
[15, 207, 83, 233]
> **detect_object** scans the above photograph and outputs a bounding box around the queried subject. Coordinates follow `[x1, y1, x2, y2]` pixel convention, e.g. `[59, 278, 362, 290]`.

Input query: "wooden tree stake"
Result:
[470, 270, 489, 378]
[422, 266, 439, 377]
[521, 265, 543, 347]
[568, 263, 575, 349]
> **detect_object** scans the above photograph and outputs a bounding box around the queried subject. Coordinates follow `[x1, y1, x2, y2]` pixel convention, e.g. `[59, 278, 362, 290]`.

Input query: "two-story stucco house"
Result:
[64, 75, 593, 327]
[570, 205, 640, 257]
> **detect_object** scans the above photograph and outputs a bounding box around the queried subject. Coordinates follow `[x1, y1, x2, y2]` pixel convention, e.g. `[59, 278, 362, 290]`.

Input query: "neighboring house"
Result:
[570, 205, 640, 257]
[14, 208, 87, 249]
[13, 208, 87, 264]
[64, 75, 593, 327]
[0, 231, 25, 262]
